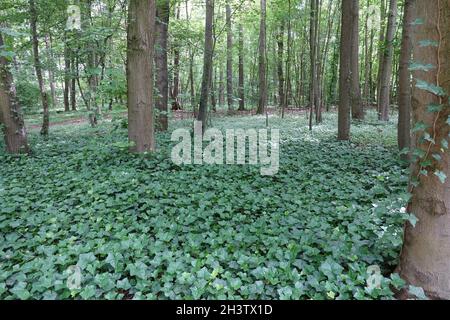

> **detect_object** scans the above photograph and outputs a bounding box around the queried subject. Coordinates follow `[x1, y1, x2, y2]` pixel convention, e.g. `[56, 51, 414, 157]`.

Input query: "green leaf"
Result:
[409, 62, 435, 72]
[434, 170, 447, 184]
[418, 40, 439, 47]
[408, 285, 428, 300]
[412, 121, 429, 133]
[80, 285, 96, 300]
[415, 80, 446, 97]
[426, 103, 444, 113]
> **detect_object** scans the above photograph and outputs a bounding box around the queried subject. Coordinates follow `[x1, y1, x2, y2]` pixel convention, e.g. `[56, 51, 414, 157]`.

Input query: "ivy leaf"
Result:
[434, 170, 447, 184]
[409, 62, 435, 72]
[418, 40, 439, 47]
[426, 103, 444, 113]
[404, 213, 419, 228]
[408, 285, 428, 300]
[415, 79, 446, 97]
[80, 285, 96, 300]
[412, 121, 429, 133]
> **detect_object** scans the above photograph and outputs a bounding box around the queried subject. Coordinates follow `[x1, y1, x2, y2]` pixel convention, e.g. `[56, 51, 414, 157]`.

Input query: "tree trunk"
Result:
[398, 0, 450, 299]
[277, 22, 285, 109]
[197, 0, 214, 131]
[171, 5, 181, 111]
[256, 0, 267, 115]
[226, 1, 233, 111]
[155, 0, 170, 131]
[70, 56, 77, 111]
[85, 0, 99, 126]
[350, 0, 363, 120]
[397, 0, 414, 157]
[338, 0, 352, 141]
[64, 39, 71, 112]
[44, 34, 57, 109]
[0, 32, 29, 154]
[238, 23, 245, 111]
[127, 0, 156, 153]
[29, 0, 49, 136]
[378, 0, 397, 121]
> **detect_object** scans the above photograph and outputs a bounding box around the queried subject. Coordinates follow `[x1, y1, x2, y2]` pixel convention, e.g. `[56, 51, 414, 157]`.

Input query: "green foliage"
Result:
[0, 112, 409, 300]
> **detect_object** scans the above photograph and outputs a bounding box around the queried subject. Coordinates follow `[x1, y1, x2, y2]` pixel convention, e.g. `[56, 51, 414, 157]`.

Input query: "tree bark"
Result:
[397, 0, 414, 157]
[197, 0, 214, 131]
[256, 0, 267, 115]
[29, 0, 49, 136]
[398, 0, 450, 299]
[0, 32, 29, 154]
[155, 0, 170, 131]
[226, 1, 234, 111]
[64, 39, 71, 112]
[338, 0, 352, 141]
[238, 23, 245, 111]
[350, 0, 363, 120]
[127, 0, 156, 153]
[378, 0, 397, 121]
[277, 22, 285, 109]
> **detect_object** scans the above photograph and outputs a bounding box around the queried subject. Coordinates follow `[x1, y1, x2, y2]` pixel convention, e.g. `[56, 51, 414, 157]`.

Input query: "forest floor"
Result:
[0, 109, 411, 300]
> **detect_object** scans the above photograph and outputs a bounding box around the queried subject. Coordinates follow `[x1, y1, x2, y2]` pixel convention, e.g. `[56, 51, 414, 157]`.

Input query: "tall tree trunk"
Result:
[29, 0, 49, 136]
[283, 0, 293, 118]
[85, 0, 99, 126]
[277, 22, 285, 109]
[197, 0, 214, 130]
[127, 0, 156, 153]
[155, 0, 170, 131]
[64, 39, 71, 112]
[397, 0, 414, 157]
[0, 32, 29, 154]
[363, 0, 370, 108]
[256, 0, 267, 115]
[350, 0, 363, 120]
[309, 0, 319, 130]
[238, 23, 245, 111]
[44, 34, 57, 109]
[70, 56, 77, 111]
[338, 0, 352, 141]
[171, 5, 181, 111]
[398, 0, 450, 299]
[378, 0, 397, 121]
[376, 0, 387, 110]
[226, 1, 233, 111]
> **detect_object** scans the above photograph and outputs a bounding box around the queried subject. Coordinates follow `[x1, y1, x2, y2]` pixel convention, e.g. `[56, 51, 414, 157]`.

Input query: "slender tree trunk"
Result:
[338, 0, 352, 141]
[85, 0, 99, 126]
[226, 1, 234, 111]
[238, 23, 245, 111]
[197, 0, 214, 130]
[363, 0, 370, 108]
[127, 0, 156, 153]
[70, 56, 77, 111]
[44, 34, 57, 109]
[378, 0, 397, 121]
[64, 39, 71, 112]
[155, 0, 170, 131]
[171, 5, 181, 111]
[0, 32, 29, 154]
[377, 0, 387, 111]
[350, 0, 363, 120]
[29, 0, 49, 136]
[277, 22, 285, 109]
[398, 0, 450, 299]
[283, 0, 293, 118]
[397, 0, 414, 158]
[256, 0, 267, 115]
[309, 0, 319, 130]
